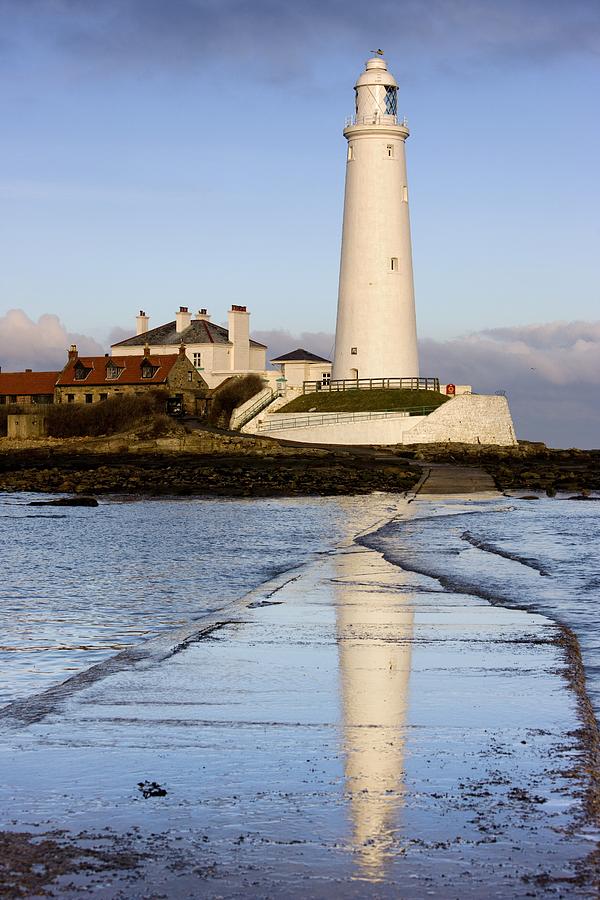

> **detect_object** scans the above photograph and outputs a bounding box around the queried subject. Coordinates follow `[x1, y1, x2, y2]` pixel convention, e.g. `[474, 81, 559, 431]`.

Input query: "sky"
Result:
[0, 0, 599, 447]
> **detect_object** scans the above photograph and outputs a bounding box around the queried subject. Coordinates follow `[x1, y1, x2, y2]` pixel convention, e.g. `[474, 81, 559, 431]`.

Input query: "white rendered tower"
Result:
[333, 55, 419, 381]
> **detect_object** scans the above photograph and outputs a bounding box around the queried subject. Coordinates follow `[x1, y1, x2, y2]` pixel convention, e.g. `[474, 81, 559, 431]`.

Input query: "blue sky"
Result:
[1, 1, 599, 445]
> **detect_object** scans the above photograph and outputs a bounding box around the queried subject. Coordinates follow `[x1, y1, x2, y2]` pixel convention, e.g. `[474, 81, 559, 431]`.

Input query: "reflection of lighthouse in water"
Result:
[334, 543, 414, 880]
[333, 54, 419, 382]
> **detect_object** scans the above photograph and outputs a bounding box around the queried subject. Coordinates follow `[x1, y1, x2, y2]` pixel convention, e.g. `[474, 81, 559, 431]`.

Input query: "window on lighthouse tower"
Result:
[385, 86, 397, 116]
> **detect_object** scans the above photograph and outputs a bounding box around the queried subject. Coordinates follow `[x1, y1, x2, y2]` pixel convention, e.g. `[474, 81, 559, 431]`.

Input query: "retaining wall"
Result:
[261, 395, 517, 447]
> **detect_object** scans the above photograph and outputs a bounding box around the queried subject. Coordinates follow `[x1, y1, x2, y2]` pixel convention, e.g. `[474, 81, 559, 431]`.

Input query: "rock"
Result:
[29, 496, 99, 507]
[518, 495, 540, 500]
[137, 780, 167, 798]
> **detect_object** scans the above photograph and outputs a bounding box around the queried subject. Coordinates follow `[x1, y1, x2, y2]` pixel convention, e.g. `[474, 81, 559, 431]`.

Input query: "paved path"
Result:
[415, 463, 498, 495]
[0, 500, 594, 898]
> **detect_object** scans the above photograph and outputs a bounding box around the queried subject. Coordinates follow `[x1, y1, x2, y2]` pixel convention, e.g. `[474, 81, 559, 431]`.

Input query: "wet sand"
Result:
[1, 488, 599, 897]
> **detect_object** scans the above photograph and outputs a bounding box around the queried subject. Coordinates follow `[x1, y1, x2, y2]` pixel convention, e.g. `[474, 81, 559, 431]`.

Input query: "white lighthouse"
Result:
[333, 54, 419, 381]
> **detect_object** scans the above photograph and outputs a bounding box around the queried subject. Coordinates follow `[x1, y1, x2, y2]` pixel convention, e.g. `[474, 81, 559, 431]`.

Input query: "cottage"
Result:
[0, 370, 58, 406]
[55, 344, 207, 414]
[112, 306, 268, 389]
[270, 349, 332, 394]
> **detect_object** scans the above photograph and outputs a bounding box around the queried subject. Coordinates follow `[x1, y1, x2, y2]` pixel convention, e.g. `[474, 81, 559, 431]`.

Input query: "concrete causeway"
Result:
[1, 495, 597, 897]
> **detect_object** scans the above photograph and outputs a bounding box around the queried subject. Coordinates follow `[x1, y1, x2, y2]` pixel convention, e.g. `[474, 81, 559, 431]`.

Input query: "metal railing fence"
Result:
[303, 377, 440, 395]
[232, 388, 275, 430]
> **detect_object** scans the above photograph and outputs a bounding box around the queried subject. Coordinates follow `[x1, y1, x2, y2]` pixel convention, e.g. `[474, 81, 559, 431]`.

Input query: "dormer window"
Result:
[73, 362, 91, 381]
[141, 362, 158, 379]
[106, 364, 123, 380]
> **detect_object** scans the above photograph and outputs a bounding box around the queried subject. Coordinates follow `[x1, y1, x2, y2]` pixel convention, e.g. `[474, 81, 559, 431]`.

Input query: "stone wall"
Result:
[403, 395, 517, 446]
[7, 413, 48, 439]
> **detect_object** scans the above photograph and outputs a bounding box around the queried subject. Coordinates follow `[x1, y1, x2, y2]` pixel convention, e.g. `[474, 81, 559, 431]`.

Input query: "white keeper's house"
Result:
[270, 349, 333, 393]
[112, 306, 268, 389]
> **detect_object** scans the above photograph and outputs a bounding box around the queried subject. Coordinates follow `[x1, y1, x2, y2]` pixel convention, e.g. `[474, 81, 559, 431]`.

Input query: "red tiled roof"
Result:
[56, 355, 179, 387]
[0, 371, 59, 395]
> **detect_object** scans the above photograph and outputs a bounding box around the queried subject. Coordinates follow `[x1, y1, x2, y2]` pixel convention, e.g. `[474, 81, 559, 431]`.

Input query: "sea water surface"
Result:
[0, 492, 395, 706]
[2, 491, 600, 721]
[364, 494, 600, 716]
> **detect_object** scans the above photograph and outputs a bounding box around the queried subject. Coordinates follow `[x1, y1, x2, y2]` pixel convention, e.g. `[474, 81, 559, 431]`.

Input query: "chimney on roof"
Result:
[178, 342, 186, 356]
[228, 305, 250, 372]
[68, 344, 78, 361]
[136, 310, 149, 335]
[175, 306, 192, 333]
[194, 308, 211, 321]
[143, 344, 150, 357]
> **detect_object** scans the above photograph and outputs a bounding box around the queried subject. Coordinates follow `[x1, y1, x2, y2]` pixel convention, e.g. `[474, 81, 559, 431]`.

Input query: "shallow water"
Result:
[0, 492, 392, 705]
[3, 490, 600, 723]
[363, 495, 600, 716]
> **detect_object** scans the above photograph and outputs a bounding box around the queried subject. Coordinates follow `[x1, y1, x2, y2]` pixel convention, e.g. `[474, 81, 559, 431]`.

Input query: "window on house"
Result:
[187, 371, 193, 382]
[402, 185, 408, 202]
[347, 144, 354, 161]
[85, 394, 93, 404]
[141, 364, 156, 379]
[390, 257, 398, 271]
[67, 394, 75, 403]
[386, 144, 394, 158]
[193, 352, 202, 368]
[384, 86, 397, 116]
[106, 364, 122, 380]
[0, 396, 5, 405]
[322, 372, 331, 384]
[99, 393, 108, 401]
[10, 395, 17, 403]
[73, 364, 90, 381]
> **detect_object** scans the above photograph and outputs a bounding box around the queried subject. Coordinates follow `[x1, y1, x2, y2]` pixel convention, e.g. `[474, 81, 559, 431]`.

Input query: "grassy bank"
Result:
[279, 388, 449, 415]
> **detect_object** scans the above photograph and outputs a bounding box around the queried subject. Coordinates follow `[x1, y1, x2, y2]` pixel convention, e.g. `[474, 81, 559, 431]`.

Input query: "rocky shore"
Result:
[0, 425, 597, 498]
[0, 449, 418, 497]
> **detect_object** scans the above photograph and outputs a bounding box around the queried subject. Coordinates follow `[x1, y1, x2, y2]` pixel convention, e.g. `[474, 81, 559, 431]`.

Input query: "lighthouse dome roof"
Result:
[355, 56, 398, 89]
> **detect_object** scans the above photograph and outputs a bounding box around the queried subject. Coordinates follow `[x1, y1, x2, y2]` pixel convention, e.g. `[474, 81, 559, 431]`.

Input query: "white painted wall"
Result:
[276, 360, 332, 390]
[256, 413, 427, 445]
[229, 386, 273, 430]
[228, 308, 250, 371]
[255, 395, 517, 447]
[333, 56, 419, 382]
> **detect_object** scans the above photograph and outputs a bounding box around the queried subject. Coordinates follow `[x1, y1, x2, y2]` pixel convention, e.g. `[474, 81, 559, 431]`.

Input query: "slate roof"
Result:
[0, 371, 59, 396]
[270, 348, 332, 364]
[56, 355, 179, 387]
[113, 319, 267, 349]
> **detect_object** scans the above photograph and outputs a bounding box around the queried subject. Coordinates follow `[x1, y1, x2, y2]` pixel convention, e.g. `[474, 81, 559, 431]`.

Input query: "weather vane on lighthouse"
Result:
[370, 49, 385, 56]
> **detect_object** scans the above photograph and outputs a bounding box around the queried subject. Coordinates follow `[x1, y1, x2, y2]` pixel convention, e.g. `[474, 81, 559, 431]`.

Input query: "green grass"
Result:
[278, 388, 449, 415]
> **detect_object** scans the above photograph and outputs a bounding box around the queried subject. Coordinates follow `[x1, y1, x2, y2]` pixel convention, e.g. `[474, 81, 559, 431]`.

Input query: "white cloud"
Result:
[0, 309, 104, 371]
